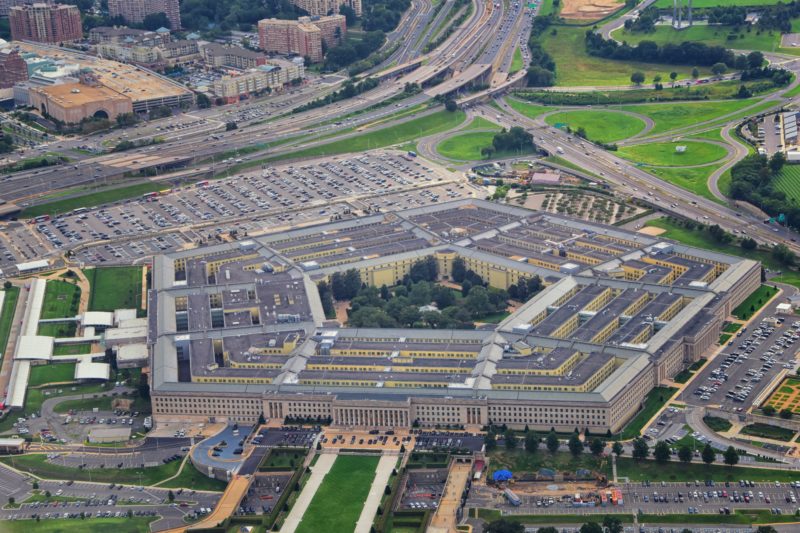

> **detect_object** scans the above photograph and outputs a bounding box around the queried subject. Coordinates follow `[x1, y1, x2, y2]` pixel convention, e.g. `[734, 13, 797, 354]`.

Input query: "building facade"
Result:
[211, 60, 304, 103]
[107, 0, 181, 31]
[0, 48, 28, 89]
[9, 3, 83, 44]
[202, 44, 267, 69]
[289, 0, 361, 17]
[258, 15, 345, 63]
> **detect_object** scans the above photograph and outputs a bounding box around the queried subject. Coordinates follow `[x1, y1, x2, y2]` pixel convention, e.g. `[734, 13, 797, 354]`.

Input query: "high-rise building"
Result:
[9, 3, 83, 44]
[107, 0, 181, 31]
[0, 48, 28, 89]
[289, 0, 361, 17]
[258, 15, 345, 63]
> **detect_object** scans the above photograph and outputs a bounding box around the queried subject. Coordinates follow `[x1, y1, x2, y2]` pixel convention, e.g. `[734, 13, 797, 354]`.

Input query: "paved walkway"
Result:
[282, 453, 337, 533]
[355, 454, 397, 533]
[429, 461, 472, 533]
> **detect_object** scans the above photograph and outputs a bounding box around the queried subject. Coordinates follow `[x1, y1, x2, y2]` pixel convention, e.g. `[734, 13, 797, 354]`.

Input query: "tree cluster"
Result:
[180, 0, 306, 32]
[0, 133, 14, 154]
[585, 32, 736, 67]
[491, 127, 536, 153]
[324, 30, 386, 70]
[293, 78, 379, 114]
[361, 0, 411, 33]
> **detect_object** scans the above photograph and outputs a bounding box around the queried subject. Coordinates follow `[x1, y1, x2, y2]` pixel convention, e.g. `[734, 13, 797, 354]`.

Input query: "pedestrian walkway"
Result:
[428, 461, 472, 533]
[355, 454, 397, 533]
[282, 453, 337, 533]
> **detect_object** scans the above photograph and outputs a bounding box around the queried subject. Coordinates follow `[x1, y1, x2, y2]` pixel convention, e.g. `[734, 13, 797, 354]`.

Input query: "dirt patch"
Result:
[638, 226, 666, 236]
[561, 0, 624, 21]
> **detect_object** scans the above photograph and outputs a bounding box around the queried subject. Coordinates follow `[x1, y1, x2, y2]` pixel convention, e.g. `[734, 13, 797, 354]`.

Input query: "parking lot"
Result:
[398, 468, 447, 511]
[18, 151, 470, 270]
[679, 305, 800, 410]
[238, 472, 293, 515]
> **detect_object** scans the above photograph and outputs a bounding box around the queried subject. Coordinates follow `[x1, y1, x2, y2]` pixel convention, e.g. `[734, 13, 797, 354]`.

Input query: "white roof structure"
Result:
[15, 335, 54, 361]
[776, 303, 793, 313]
[118, 317, 147, 329]
[105, 323, 147, 344]
[113, 308, 138, 324]
[117, 343, 148, 363]
[0, 438, 25, 448]
[6, 361, 30, 408]
[16, 259, 49, 272]
[81, 311, 114, 327]
[75, 359, 110, 381]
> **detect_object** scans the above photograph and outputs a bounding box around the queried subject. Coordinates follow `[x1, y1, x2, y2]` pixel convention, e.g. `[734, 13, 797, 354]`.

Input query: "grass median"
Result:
[616, 457, 800, 482]
[617, 141, 728, 167]
[545, 110, 646, 143]
[0, 286, 20, 358]
[0, 517, 157, 533]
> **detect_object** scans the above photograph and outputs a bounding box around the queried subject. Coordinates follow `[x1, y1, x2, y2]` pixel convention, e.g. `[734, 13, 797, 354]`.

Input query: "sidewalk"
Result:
[282, 453, 337, 533]
[355, 454, 397, 533]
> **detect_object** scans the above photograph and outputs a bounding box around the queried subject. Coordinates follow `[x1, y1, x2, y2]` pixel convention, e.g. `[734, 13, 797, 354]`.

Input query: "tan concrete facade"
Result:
[29, 82, 132, 124]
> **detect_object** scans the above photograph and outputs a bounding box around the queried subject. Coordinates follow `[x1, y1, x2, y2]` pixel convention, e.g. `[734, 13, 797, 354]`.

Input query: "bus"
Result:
[195, 180, 210, 188]
[72, 207, 88, 215]
[159, 189, 172, 195]
[31, 214, 50, 224]
[142, 192, 159, 199]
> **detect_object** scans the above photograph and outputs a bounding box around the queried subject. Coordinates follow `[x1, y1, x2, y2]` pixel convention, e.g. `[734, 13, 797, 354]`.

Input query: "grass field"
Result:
[463, 117, 501, 131]
[53, 343, 92, 356]
[53, 396, 113, 414]
[505, 98, 551, 120]
[85, 266, 143, 312]
[436, 131, 534, 161]
[157, 461, 229, 491]
[0, 453, 224, 490]
[620, 99, 763, 135]
[264, 110, 466, 163]
[488, 450, 608, 477]
[260, 448, 306, 470]
[296, 455, 380, 533]
[510, 46, 523, 75]
[612, 25, 791, 55]
[740, 423, 796, 442]
[544, 110, 646, 143]
[0, 286, 20, 359]
[40, 280, 80, 320]
[732, 284, 779, 320]
[615, 456, 800, 482]
[645, 218, 800, 289]
[0, 517, 157, 533]
[21, 181, 168, 219]
[539, 26, 708, 87]
[637, 163, 719, 203]
[654, 0, 789, 7]
[704, 416, 733, 432]
[618, 141, 728, 166]
[774, 164, 800, 204]
[619, 386, 677, 440]
[28, 363, 76, 387]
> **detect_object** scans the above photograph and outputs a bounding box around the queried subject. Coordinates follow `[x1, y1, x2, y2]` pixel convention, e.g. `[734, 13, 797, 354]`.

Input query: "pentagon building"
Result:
[149, 199, 759, 432]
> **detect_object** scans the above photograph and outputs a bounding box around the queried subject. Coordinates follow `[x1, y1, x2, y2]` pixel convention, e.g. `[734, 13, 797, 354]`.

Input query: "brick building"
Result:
[107, 0, 181, 31]
[0, 49, 28, 89]
[9, 3, 83, 44]
[289, 0, 361, 17]
[258, 15, 345, 63]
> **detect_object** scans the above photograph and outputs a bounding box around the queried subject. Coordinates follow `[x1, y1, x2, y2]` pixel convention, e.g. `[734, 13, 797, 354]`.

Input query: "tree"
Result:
[589, 438, 605, 456]
[504, 428, 517, 450]
[384, 484, 391, 495]
[526, 65, 555, 87]
[711, 62, 727, 77]
[451, 257, 466, 282]
[780, 408, 793, 419]
[603, 515, 624, 533]
[653, 440, 670, 463]
[485, 519, 524, 533]
[701, 443, 716, 465]
[444, 98, 458, 112]
[3, 281, 10, 290]
[772, 243, 796, 267]
[580, 522, 603, 533]
[568, 433, 583, 457]
[740, 237, 757, 251]
[537, 528, 558, 533]
[769, 151, 786, 174]
[142, 11, 170, 31]
[8, 497, 14, 505]
[756, 527, 778, 533]
[32, 481, 38, 490]
[612, 441, 623, 457]
[691, 67, 700, 79]
[723, 445, 739, 466]
[669, 71, 678, 85]
[258, 412, 266, 425]
[747, 51, 765, 70]
[484, 431, 497, 451]
[546, 430, 560, 453]
[464, 286, 490, 318]
[168, 490, 175, 502]
[763, 405, 776, 416]
[630, 71, 645, 85]
[678, 445, 693, 463]
[196, 92, 211, 109]
[226, 121, 238, 131]
[339, 4, 357, 25]
[632, 437, 649, 460]
[525, 432, 539, 454]
[653, 74, 662, 85]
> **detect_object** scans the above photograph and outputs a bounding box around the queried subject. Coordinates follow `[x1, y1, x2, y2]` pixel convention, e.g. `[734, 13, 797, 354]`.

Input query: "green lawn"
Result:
[612, 25, 793, 55]
[85, 266, 143, 312]
[53, 396, 113, 414]
[53, 343, 92, 356]
[617, 141, 728, 166]
[0, 517, 157, 533]
[156, 461, 229, 491]
[260, 448, 306, 470]
[539, 26, 708, 87]
[732, 284, 779, 320]
[616, 457, 800, 482]
[654, 0, 790, 7]
[296, 455, 380, 533]
[40, 280, 80, 320]
[488, 450, 608, 477]
[0, 286, 20, 359]
[620, 99, 763, 136]
[28, 363, 76, 387]
[505, 98, 551, 120]
[545, 110, 645, 143]
[264, 110, 467, 163]
[741, 423, 796, 442]
[21, 181, 168, 219]
[774, 164, 800, 204]
[437, 132, 496, 160]
[0, 453, 216, 488]
[463, 117, 501, 131]
[619, 386, 678, 440]
[723, 323, 743, 333]
[704, 416, 733, 432]
[509, 46, 523, 75]
[689, 128, 725, 142]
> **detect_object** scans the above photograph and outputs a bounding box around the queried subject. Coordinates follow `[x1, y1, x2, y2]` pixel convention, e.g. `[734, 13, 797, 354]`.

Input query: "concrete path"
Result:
[282, 453, 337, 533]
[355, 454, 397, 533]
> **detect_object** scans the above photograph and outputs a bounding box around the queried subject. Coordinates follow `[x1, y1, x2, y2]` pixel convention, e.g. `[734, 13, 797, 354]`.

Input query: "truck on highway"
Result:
[556, 146, 565, 154]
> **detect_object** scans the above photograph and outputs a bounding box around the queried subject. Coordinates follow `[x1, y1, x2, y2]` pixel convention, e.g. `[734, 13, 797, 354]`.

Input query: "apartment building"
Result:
[107, 0, 181, 31]
[258, 14, 345, 63]
[0, 48, 28, 89]
[202, 43, 267, 69]
[289, 0, 361, 17]
[9, 3, 82, 44]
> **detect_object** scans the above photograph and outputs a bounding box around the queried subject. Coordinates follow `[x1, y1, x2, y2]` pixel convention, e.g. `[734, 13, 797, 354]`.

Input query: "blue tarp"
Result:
[493, 469, 513, 482]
